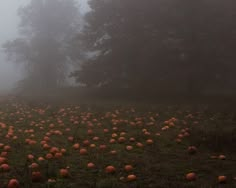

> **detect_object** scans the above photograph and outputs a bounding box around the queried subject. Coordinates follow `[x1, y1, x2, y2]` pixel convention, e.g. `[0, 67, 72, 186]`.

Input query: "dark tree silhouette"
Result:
[72, 0, 236, 96]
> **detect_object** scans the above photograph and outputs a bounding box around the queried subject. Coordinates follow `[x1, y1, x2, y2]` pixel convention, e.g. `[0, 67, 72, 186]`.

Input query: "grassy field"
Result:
[0, 96, 235, 187]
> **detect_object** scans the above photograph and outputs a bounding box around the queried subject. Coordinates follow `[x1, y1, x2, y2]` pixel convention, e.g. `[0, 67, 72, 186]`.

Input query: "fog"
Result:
[0, 0, 236, 101]
[0, 0, 89, 93]
[0, 2, 235, 187]
[0, 0, 29, 92]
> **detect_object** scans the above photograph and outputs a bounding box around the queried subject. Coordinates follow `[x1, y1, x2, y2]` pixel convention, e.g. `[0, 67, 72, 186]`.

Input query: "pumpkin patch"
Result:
[0, 97, 234, 187]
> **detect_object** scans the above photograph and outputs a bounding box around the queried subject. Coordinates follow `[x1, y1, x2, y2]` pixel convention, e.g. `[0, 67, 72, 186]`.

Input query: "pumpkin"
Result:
[87, 162, 95, 168]
[146, 139, 154, 145]
[186, 172, 196, 181]
[127, 174, 137, 181]
[124, 165, 133, 172]
[72, 143, 80, 149]
[218, 176, 227, 183]
[188, 146, 197, 154]
[218, 155, 226, 160]
[7, 179, 20, 188]
[79, 148, 87, 155]
[126, 146, 133, 151]
[0, 163, 10, 171]
[31, 171, 43, 182]
[60, 168, 69, 178]
[105, 165, 116, 173]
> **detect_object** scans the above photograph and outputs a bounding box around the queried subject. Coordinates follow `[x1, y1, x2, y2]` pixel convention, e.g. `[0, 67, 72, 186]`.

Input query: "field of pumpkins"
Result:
[0, 97, 235, 187]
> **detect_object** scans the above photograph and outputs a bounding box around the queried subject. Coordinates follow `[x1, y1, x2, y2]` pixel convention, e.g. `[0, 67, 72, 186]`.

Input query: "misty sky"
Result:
[0, 0, 29, 91]
[0, 0, 88, 92]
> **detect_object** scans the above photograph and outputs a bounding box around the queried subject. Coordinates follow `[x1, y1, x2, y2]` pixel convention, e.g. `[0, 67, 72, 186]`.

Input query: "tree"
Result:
[72, 0, 175, 89]
[3, 0, 81, 90]
[72, 0, 236, 96]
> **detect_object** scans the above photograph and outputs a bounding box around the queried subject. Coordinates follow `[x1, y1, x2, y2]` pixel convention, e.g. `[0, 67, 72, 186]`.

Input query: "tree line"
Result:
[3, 0, 236, 97]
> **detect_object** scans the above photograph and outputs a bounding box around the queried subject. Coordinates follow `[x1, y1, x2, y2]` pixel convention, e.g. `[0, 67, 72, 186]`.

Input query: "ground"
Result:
[0, 96, 235, 187]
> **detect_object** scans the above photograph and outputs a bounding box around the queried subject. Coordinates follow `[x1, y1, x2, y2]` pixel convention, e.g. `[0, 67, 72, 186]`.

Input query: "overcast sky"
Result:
[0, 0, 88, 92]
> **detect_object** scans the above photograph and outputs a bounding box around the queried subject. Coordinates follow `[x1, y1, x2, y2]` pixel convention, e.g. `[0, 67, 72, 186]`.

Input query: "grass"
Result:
[0, 96, 235, 187]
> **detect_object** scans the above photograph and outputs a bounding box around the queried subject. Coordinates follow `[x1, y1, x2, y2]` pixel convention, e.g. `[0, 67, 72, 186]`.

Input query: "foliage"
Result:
[72, 0, 236, 95]
[3, 0, 81, 90]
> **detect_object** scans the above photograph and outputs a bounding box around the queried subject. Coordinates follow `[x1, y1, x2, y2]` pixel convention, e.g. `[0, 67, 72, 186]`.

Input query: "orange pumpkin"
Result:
[29, 163, 39, 169]
[105, 165, 116, 173]
[218, 176, 227, 183]
[31, 171, 43, 182]
[0, 157, 7, 164]
[126, 145, 133, 151]
[146, 139, 154, 145]
[72, 143, 80, 150]
[127, 174, 137, 181]
[79, 148, 88, 155]
[110, 150, 117, 155]
[188, 146, 197, 154]
[0, 163, 10, 171]
[218, 155, 226, 160]
[124, 165, 133, 172]
[60, 168, 69, 178]
[7, 179, 20, 188]
[118, 137, 126, 143]
[186, 172, 196, 181]
[87, 162, 95, 168]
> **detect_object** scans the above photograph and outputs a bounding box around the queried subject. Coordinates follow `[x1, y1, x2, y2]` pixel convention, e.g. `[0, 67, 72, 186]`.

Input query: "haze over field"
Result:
[0, 0, 89, 93]
[0, 0, 235, 100]
[0, 0, 28, 91]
